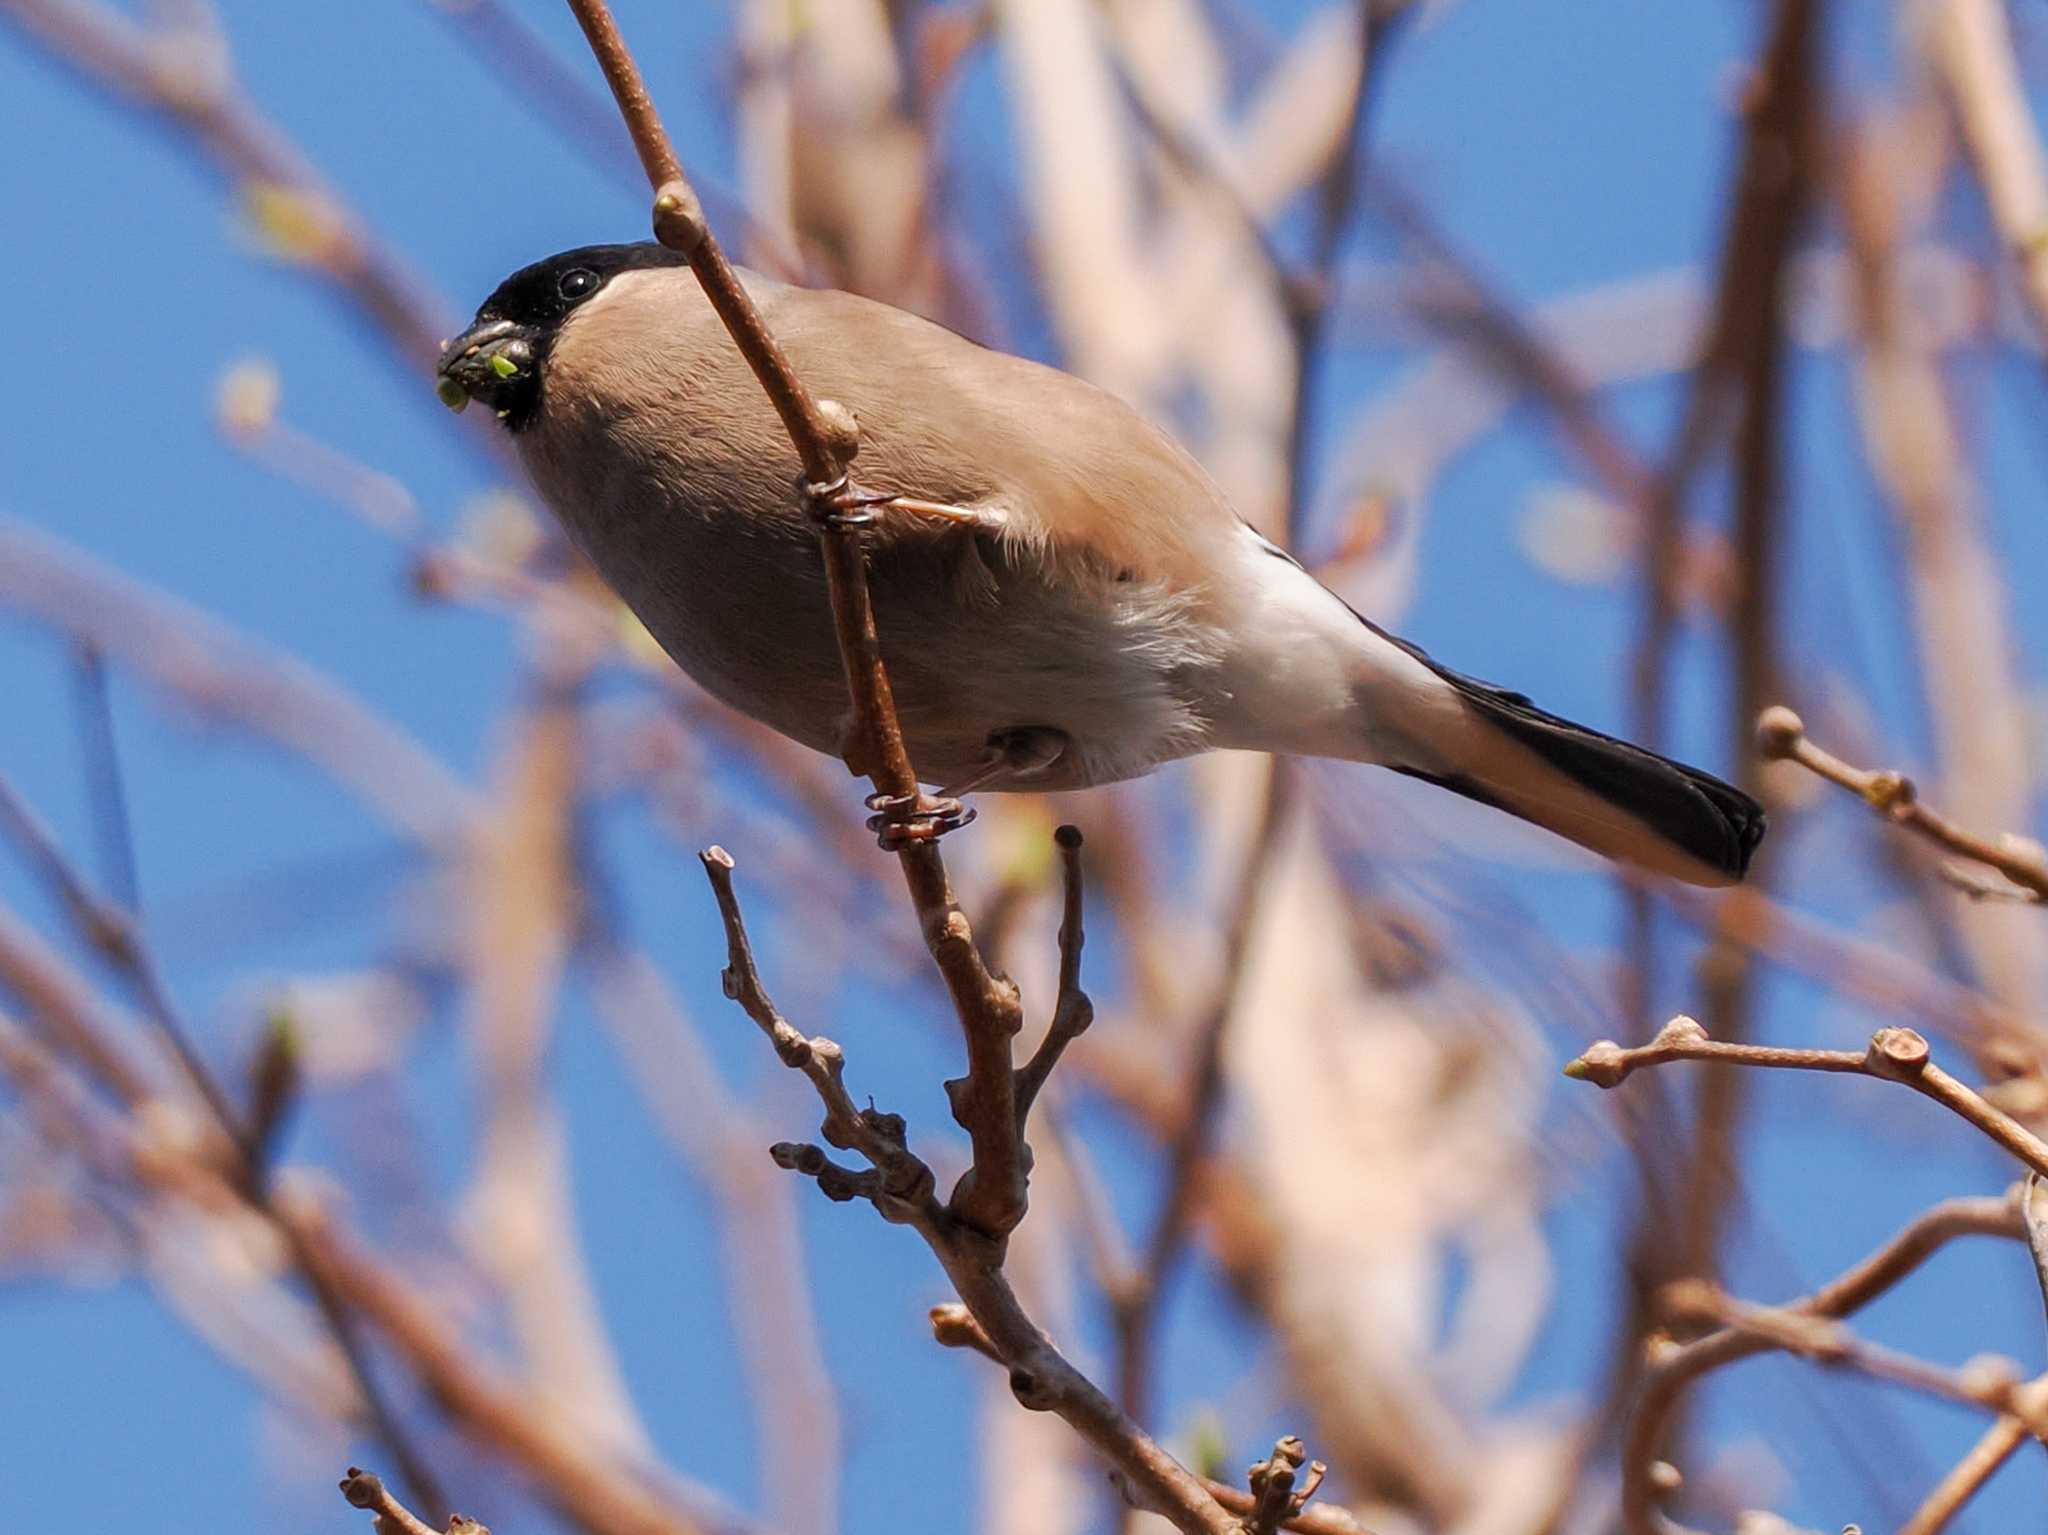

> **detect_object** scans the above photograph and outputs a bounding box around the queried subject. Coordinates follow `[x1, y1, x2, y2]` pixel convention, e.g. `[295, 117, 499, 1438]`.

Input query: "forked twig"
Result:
[1607, 1187, 2024, 1532]
[698, 844, 1240, 1534]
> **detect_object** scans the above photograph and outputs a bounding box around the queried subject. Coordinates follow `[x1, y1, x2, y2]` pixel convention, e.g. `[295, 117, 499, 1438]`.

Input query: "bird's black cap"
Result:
[438, 243, 687, 430]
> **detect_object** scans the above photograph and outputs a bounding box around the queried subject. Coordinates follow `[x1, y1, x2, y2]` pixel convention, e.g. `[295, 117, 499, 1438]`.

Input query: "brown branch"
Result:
[1238, 1437, 1321, 1535]
[1660, 1280, 2048, 1437]
[1200, 1478, 1374, 1535]
[1566, 1016, 2048, 1179]
[292, 1199, 715, 1535]
[340, 1469, 467, 1535]
[701, 846, 942, 1226]
[1611, 20, 1823, 1475]
[2026, 1176, 2048, 1336]
[0, 0, 452, 373]
[0, 524, 479, 849]
[0, 772, 450, 1520]
[1281, 0, 1407, 548]
[1898, 1413, 2030, 1535]
[1928, 0, 2048, 344]
[0, 900, 162, 1109]
[1012, 825, 1096, 1127]
[1, 986, 722, 1535]
[1116, 760, 1293, 1432]
[1758, 706, 2048, 903]
[931, 1299, 1372, 1535]
[1609, 1190, 2024, 1533]
[699, 847, 1238, 1535]
[0, 770, 249, 1147]
[562, 0, 1032, 1243]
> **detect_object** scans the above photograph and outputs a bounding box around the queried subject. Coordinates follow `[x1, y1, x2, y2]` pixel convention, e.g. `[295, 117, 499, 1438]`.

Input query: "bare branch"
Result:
[1758, 706, 2048, 902]
[340, 1469, 461, 1535]
[1200, 1477, 1374, 1535]
[0, 772, 450, 1518]
[1238, 1437, 1319, 1535]
[1927, 0, 2048, 344]
[1566, 1017, 2048, 1179]
[1117, 760, 1292, 1429]
[2025, 1176, 2048, 1339]
[1660, 1279, 2048, 1436]
[698, 847, 1238, 1535]
[1615, 1191, 2025, 1533]
[1899, 1414, 2030, 1535]
[1012, 825, 1095, 1127]
[0, 0, 453, 372]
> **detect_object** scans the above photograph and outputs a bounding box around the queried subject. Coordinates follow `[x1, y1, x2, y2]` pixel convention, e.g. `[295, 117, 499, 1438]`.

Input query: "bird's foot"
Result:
[864, 791, 977, 850]
[801, 473, 876, 530]
[803, 476, 1002, 535]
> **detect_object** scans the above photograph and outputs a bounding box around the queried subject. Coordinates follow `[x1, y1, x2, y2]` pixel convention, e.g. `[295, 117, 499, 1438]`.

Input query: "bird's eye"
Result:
[557, 268, 600, 303]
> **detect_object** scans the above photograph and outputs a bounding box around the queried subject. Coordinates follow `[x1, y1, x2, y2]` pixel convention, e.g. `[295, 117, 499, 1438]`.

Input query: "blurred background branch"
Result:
[5, 2, 2048, 1534]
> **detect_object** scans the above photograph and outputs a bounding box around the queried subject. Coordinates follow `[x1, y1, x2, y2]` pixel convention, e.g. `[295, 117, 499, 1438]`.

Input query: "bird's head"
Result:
[436, 243, 685, 431]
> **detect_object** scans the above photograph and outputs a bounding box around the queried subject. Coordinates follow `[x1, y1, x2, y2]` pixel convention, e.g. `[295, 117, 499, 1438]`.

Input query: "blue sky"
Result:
[5, 1, 2048, 1531]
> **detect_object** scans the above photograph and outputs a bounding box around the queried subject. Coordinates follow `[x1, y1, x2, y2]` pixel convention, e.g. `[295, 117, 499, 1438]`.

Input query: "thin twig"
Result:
[697, 847, 1238, 1534]
[2025, 1176, 2048, 1340]
[1281, 0, 1407, 548]
[339, 1468, 451, 1535]
[931, 1296, 1370, 1534]
[700, 846, 942, 1226]
[1928, 0, 2048, 344]
[0, 770, 249, 1149]
[71, 643, 139, 913]
[1898, 1413, 2030, 1535]
[1239, 1437, 1318, 1535]
[1566, 1016, 2048, 1180]
[1200, 1476, 1374, 1535]
[1611, 1190, 2024, 1533]
[1758, 706, 2048, 902]
[1660, 1279, 2048, 1438]
[1012, 825, 1096, 1127]
[0, 771, 450, 1519]
[1116, 760, 1293, 1431]
[0, 0, 451, 370]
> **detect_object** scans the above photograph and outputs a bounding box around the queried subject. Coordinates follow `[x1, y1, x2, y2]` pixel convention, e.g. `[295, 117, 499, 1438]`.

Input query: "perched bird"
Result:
[438, 243, 1764, 886]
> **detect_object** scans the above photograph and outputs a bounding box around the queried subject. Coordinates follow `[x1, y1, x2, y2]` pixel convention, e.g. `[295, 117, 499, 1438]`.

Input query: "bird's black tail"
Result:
[1358, 623, 1767, 886]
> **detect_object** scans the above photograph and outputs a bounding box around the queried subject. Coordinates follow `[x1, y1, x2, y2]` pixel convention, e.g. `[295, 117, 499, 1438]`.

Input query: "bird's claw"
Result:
[800, 473, 877, 529]
[864, 791, 977, 850]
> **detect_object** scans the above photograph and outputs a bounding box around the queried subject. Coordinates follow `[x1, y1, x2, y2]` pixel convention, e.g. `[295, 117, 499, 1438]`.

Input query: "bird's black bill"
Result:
[436, 317, 540, 419]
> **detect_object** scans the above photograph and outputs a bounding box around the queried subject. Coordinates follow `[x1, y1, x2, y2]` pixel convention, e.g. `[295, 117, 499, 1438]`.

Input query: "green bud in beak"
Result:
[488, 353, 521, 381]
[436, 376, 470, 413]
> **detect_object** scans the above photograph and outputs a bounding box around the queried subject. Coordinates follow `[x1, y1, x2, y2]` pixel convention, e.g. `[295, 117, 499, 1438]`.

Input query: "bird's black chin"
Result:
[436, 316, 543, 430]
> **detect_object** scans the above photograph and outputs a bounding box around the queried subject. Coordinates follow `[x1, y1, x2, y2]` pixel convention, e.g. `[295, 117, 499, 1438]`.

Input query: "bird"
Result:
[436, 243, 1765, 886]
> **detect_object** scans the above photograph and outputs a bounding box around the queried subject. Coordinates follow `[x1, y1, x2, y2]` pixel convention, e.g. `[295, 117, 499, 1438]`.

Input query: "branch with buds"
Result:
[1757, 706, 2048, 903]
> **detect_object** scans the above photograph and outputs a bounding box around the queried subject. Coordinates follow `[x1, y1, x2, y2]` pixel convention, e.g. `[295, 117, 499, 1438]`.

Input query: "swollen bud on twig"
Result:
[1754, 704, 1804, 759]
